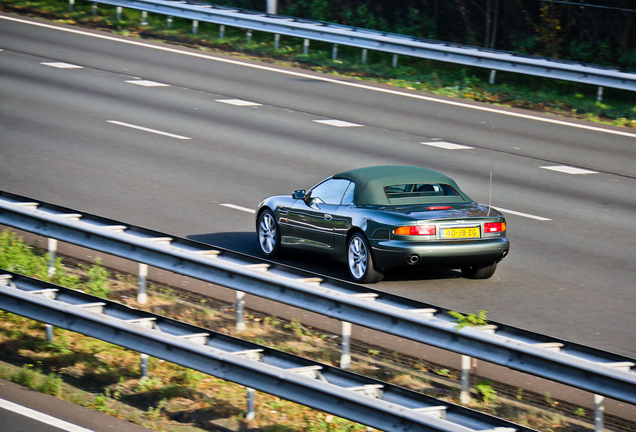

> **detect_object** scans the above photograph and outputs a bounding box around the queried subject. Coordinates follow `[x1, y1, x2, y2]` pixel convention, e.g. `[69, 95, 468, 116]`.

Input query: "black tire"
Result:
[461, 261, 498, 279]
[257, 209, 281, 258]
[347, 232, 384, 283]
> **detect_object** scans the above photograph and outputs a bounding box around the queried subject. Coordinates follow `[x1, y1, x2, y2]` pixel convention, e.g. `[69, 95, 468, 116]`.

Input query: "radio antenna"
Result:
[487, 125, 495, 217]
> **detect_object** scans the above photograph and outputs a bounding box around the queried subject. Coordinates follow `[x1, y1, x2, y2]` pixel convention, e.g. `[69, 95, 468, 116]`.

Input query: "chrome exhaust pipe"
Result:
[406, 254, 419, 265]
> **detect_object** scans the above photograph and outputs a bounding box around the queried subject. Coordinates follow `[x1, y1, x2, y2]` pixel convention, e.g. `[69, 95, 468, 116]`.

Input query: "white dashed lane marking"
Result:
[313, 120, 362, 127]
[540, 166, 598, 175]
[125, 80, 169, 87]
[492, 207, 552, 221]
[107, 121, 191, 140]
[41, 62, 83, 69]
[221, 203, 256, 214]
[216, 99, 262, 106]
[420, 141, 473, 150]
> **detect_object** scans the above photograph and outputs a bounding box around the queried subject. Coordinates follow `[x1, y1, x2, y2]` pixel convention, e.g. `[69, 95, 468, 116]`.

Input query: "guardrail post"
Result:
[92, 3, 97, 16]
[45, 324, 54, 343]
[340, 321, 352, 369]
[594, 394, 605, 432]
[167, 16, 173, 29]
[219, 25, 225, 38]
[332, 44, 338, 60]
[140, 353, 149, 379]
[236, 291, 246, 331]
[460, 355, 472, 404]
[141, 11, 148, 26]
[47, 238, 57, 277]
[192, 20, 198, 34]
[137, 263, 148, 304]
[274, 34, 280, 49]
[116, 6, 122, 21]
[246, 30, 252, 44]
[246, 387, 256, 420]
[303, 39, 309, 55]
[596, 86, 604, 103]
[266, 0, 277, 15]
[489, 70, 497, 84]
[361, 49, 368, 64]
[392, 54, 398, 68]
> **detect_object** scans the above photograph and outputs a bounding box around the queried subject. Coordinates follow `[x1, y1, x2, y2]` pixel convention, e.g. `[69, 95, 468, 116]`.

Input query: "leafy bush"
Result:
[448, 310, 489, 331]
[0, 230, 48, 279]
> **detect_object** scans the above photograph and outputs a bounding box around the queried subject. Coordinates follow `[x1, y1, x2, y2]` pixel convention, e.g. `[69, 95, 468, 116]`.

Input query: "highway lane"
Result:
[1, 14, 635, 360]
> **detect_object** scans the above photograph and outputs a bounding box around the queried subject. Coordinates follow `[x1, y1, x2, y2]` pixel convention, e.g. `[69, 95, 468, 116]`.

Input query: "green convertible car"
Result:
[256, 165, 509, 283]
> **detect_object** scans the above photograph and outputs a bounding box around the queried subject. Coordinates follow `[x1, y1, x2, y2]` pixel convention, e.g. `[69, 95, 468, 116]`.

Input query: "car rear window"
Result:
[384, 183, 459, 199]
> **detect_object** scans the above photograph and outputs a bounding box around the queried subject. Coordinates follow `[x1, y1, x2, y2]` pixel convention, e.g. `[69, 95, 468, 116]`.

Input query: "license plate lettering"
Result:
[442, 227, 480, 239]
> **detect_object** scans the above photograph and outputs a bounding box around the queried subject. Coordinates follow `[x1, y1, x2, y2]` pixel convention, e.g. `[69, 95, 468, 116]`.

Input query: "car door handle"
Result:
[324, 214, 333, 221]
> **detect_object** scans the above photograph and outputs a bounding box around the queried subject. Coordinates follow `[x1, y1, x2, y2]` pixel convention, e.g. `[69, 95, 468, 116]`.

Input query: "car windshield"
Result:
[384, 183, 459, 199]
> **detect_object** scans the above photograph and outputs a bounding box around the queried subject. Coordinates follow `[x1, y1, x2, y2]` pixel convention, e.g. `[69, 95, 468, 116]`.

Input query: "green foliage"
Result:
[436, 368, 451, 377]
[475, 379, 497, 404]
[448, 310, 489, 331]
[80, 258, 110, 298]
[284, 319, 306, 337]
[134, 376, 164, 392]
[175, 368, 205, 386]
[14, 364, 39, 389]
[144, 398, 167, 425]
[544, 391, 554, 405]
[91, 392, 116, 414]
[301, 413, 367, 432]
[0, 230, 48, 279]
[39, 372, 63, 396]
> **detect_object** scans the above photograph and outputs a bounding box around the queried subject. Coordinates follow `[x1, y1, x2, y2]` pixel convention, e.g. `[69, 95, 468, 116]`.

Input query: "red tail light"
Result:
[427, 206, 452, 211]
[394, 225, 436, 236]
[484, 222, 506, 233]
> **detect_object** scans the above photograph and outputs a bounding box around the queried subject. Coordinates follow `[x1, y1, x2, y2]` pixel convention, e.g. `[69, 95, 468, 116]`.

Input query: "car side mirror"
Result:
[292, 190, 306, 200]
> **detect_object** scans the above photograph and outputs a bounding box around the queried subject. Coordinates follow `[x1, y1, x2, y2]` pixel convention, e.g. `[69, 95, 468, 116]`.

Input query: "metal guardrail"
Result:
[87, 0, 636, 91]
[0, 270, 534, 432]
[0, 191, 635, 407]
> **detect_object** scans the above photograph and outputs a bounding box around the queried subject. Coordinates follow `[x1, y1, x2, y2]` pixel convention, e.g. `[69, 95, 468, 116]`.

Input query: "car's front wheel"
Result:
[461, 262, 498, 279]
[347, 233, 384, 283]
[257, 209, 281, 258]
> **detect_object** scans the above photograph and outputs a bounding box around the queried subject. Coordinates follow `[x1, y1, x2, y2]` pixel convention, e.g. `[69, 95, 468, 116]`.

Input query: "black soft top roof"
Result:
[333, 165, 471, 205]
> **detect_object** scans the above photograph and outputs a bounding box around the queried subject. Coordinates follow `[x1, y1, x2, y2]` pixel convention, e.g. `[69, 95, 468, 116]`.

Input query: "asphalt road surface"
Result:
[1, 12, 635, 367]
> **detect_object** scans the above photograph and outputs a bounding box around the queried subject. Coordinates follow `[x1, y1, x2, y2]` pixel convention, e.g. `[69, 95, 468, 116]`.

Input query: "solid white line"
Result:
[492, 206, 551, 221]
[4, 15, 635, 139]
[221, 203, 255, 214]
[0, 398, 96, 432]
[107, 120, 191, 140]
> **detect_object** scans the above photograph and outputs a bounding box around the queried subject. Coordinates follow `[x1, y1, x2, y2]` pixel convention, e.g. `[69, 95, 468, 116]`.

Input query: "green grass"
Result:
[1, 0, 634, 127]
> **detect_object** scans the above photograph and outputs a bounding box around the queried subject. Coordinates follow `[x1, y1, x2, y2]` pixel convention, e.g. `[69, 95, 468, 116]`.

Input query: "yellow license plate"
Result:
[441, 227, 480, 239]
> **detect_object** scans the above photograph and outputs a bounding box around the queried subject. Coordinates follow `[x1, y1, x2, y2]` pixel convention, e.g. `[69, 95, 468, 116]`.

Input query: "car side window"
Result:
[341, 182, 355, 205]
[309, 179, 352, 205]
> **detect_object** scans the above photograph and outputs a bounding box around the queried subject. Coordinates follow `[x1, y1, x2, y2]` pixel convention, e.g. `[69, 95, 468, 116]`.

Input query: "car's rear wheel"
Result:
[347, 233, 384, 283]
[257, 209, 281, 258]
[461, 262, 498, 279]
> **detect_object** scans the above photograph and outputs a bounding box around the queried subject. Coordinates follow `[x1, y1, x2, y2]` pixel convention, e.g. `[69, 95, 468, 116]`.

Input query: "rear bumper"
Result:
[370, 237, 510, 269]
